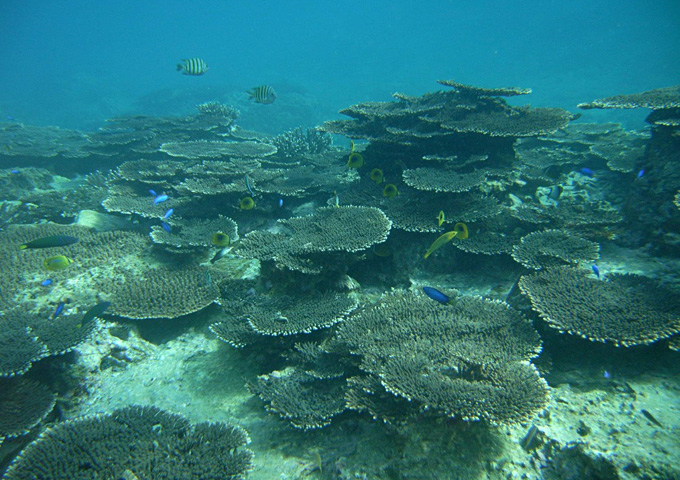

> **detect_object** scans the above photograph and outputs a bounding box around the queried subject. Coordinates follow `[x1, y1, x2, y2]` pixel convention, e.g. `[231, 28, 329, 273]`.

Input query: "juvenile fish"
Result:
[641, 409, 663, 427]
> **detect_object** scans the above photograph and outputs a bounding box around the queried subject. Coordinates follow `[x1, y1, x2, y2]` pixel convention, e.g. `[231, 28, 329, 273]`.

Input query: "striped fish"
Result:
[247, 85, 277, 104]
[177, 58, 208, 76]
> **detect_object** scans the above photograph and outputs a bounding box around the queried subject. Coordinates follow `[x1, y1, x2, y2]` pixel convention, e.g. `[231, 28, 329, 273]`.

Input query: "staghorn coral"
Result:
[519, 267, 680, 346]
[160, 140, 277, 159]
[0, 377, 56, 439]
[272, 126, 332, 159]
[511, 229, 600, 270]
[336, 290, 546, 424]
[247, 368, 346, 430]
[3, 405, 253, 480]
[103, 265, 220, 319]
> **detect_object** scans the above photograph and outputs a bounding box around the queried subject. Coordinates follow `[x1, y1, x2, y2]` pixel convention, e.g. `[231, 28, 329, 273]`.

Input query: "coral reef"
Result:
[519, 266, 680, 346]
[0, 377, 56, 439]
[271, 126, 332, 159]
[336, 290, 547, 425]
[511, 229, 600, 270]
[2, 405, 253, 480]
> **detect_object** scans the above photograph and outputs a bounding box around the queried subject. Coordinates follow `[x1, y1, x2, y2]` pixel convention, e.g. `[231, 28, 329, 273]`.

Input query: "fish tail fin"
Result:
[176, 63, 184, 71]
[18, 244, 27, 250]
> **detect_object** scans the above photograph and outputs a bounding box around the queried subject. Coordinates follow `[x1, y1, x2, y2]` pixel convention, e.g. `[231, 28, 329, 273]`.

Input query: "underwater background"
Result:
[1, 1, 680, 480]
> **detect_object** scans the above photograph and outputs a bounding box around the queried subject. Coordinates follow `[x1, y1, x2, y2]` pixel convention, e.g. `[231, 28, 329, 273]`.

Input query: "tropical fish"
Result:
[347, 139, 364, 168]
[210, 247, 231, 264]
[78, 301, 111, 328]
[240, 197, 255, 210]
[40, 279, 53, 287]
[453, 222, 468, 239]
[334, 190, 340, 208]
[580, 167, 594, 177]
[161, 222, 171, 233]
[153, 194, 169, 204]
[19, 235, 79, 250]
[278, 198, 284, 208]
[424, 231, 458, 259]
[211, 232, 230, 247]
[10, 168, 18, 173]
[52, 302, 65, 320]
[369, 168, 384, 184]
[347, 152, 364, 168]
[422, 286, 452, 305]
[149, 189, 157, 197]
[437, 210, 445, 227]
[163, 208, 174, 219]
[637, 169, 645, 179]
[245, 174, 255, 196]
[43, 255, 73, 271]
[382, 184, 399, 198]
[592, 265, 600, 278]
[548, 185, 563, 201]
[603, 370, 611, 379]
[177, 58, 208, 76]
[247, 85, 277, 104]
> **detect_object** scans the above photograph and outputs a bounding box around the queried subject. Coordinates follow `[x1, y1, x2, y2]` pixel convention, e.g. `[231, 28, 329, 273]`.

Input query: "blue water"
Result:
[1, 0, 679, 131]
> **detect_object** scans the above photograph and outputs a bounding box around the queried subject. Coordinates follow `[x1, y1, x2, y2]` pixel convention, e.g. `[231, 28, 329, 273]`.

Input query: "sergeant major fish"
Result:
[177, 58, 208, 76]
[247, 85, 277, 104]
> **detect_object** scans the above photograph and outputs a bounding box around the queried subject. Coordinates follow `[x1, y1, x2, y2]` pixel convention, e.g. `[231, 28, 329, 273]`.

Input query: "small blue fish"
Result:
[52, 302, 65, 320]
[580, 168, 594, 177]
[149, 189, 157, 197]
[637, 169, 644, 179]
[163, 208, 174, 219]
[6, 116, 14, 121]
[40, 279, 53, 287]
[161, 222, 171, 233]
[603, 370, 611, 379]
[592, 265, 600, 278]
[245, 174, 255, 196]
[278, 198, 283, 208]
[153, 194, 169, 204]
[10, 169, 19, 174]
[422, 286, 451, 305]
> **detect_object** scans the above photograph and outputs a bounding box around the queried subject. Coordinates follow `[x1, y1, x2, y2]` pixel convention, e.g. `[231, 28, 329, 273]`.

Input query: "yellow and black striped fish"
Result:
[176, 58, 208, 76]
[247, 85, 277, 104]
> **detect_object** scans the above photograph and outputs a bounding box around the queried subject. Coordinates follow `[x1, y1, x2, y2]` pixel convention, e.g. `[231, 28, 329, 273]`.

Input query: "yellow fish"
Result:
[240, 197, 255, 210]
[211, 232, 230, 247]
[382, 183, 399, 198]
[347, 139, 364, 168]
[437, 210, 445, 227]
[43, 255, 73, 271]
[453, 222, 469, 239]
[369, 168, 384, 184]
